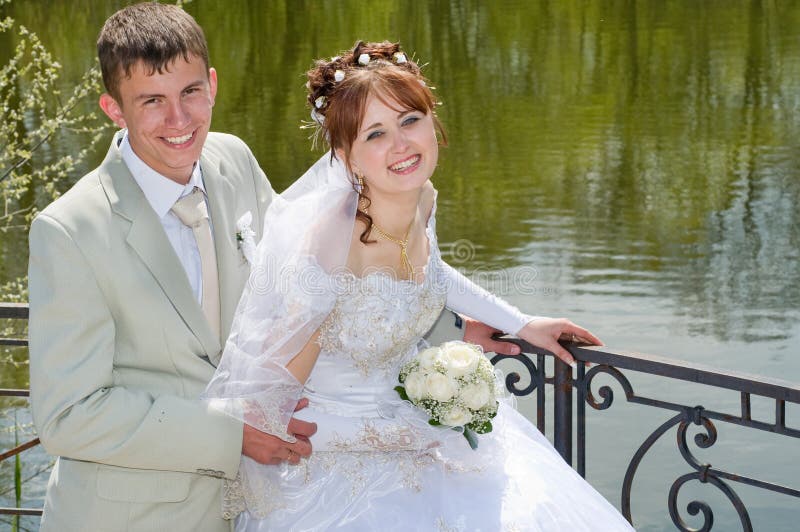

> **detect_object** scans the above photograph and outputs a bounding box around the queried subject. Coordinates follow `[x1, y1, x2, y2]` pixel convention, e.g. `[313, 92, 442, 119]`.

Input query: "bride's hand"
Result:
[517, 318, 602, 368]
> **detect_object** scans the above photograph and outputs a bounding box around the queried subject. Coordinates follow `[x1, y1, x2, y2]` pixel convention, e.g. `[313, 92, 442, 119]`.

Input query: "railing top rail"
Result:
[506, 339, 800, 404]
[0, 388, 30, 397]
[3, 302, 798, 402]
[0, 302, 28, 319]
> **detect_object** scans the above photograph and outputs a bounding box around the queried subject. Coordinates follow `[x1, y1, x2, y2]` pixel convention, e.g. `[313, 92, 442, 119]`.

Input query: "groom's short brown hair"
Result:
[97, 2, 209, 101]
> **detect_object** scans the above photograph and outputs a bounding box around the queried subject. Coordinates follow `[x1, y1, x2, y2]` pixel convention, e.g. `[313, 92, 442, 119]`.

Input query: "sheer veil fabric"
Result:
[204, 152, 356, 439]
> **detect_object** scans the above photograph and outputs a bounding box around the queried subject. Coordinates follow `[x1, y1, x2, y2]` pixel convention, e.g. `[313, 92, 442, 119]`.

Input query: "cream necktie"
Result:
[171, 187, 221, 339]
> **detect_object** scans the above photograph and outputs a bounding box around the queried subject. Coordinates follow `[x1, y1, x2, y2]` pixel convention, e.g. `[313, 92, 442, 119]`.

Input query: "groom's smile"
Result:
[99, 54, 218, 185]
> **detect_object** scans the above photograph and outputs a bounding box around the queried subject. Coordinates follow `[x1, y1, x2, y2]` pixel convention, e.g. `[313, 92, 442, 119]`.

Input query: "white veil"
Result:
[204, 152, 357, 440]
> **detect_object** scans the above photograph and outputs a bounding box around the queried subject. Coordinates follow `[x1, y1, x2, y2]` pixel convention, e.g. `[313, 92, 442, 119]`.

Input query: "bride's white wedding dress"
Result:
[230, 201, 634, 531]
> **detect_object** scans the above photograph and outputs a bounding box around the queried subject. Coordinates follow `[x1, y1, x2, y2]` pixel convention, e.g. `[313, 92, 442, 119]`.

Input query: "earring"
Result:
[355, 174, 368, 212]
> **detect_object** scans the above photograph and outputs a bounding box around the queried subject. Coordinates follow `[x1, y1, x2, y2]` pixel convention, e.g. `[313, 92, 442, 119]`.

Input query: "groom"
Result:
[26, 4, 314, 531]
[28, 3, 516, 531]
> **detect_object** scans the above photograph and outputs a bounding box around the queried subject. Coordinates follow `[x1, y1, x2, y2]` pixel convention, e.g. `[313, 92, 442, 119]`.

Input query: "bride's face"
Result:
[343, 93, 438, 197]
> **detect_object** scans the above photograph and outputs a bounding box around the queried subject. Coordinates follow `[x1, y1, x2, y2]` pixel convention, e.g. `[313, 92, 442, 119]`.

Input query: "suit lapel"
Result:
[98, 133, 221, 360]
[201, 150, 244, 365]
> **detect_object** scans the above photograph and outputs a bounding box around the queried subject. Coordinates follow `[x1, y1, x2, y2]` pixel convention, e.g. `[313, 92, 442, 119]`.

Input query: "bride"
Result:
[204, 41, 634, 531]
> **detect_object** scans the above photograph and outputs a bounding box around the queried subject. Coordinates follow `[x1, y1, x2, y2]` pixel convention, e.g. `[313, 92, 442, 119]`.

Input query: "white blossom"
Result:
[439, 341, 481, 378]
[459, 382, 492, 410]
[417, 346, 442, 369]
[441, 406, 473, 427]
[425, 372, 456, 402]
[404, 370, 426, 401]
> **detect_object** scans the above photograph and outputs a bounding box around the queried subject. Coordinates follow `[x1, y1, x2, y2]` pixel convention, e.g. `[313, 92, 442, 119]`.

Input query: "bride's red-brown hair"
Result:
[306, 41, 446, 243]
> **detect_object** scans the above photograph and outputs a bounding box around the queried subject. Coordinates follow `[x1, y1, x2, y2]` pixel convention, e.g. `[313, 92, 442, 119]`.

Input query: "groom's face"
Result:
[99, 55, 217, 185]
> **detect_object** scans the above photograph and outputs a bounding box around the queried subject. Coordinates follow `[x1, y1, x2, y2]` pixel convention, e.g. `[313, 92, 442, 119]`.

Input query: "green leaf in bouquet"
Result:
[428, 419, 442, 426]
[394, 385, 409, 401]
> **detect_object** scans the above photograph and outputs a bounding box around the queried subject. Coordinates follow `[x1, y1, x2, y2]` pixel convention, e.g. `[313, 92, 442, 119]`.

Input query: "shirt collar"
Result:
[120, 131, 206, 219]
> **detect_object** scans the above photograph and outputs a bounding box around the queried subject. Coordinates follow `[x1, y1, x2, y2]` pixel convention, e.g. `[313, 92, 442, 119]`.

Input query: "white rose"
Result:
[425, 372, 457, 402]
[417, 347, 442, 369]
[440, 406, 473, 427]
[459, 382, 493, 410]
[440, 342, 480, 378]
[403, 370, 426, 402]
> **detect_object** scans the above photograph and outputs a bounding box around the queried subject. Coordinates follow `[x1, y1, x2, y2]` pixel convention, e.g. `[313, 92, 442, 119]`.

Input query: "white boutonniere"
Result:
[235, 211, 256, 265]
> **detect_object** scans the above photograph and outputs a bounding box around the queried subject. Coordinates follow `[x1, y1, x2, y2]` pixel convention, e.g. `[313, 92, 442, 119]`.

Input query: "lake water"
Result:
[1, 1, 798, 530]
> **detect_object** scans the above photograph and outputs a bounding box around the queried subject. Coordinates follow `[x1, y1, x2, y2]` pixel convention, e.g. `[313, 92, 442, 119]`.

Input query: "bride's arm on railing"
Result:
[438, 261, 601, 366]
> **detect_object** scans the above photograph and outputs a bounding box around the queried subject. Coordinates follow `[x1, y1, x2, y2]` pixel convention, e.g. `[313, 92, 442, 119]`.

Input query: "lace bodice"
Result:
[309, 214, 447, 416]
[317, 270, 446, 377]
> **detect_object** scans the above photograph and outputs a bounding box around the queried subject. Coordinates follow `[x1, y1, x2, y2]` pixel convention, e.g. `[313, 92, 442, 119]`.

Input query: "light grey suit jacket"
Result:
[28, 131, 274, 532]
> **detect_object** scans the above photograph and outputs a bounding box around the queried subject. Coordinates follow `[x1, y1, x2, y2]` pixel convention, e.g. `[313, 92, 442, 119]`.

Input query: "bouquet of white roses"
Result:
[395, 341, 500, 449]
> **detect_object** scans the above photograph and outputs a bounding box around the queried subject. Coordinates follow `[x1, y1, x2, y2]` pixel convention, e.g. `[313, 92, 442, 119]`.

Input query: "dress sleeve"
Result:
[438, 260, 543, 335]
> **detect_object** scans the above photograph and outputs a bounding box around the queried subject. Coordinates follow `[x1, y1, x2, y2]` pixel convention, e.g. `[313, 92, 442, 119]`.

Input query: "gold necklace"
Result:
[371, 220, 415, 279]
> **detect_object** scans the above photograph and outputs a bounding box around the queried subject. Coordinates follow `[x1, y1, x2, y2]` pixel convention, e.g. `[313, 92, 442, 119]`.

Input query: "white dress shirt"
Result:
[120, 132, 209, 304]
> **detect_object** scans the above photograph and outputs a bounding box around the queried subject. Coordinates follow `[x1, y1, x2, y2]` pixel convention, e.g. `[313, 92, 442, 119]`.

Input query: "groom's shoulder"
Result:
[202, 132, 256, 162]
[202, 132, 271, 194]
[38, 167, 107, 223]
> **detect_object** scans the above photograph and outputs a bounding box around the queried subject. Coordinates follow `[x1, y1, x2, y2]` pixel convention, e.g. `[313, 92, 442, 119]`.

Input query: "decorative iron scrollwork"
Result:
[583, 364, 635, 410]
[580, 368, 758, 531]
[486, 338, 799, 530]
[668, 414, 753, 532]
[491, 352, 540, 396]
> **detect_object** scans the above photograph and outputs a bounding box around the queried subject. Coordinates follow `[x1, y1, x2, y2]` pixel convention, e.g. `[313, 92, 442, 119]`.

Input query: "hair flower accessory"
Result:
[358, 53, 370, 66]
[310, 109, 325, 126]
[334, 69, 345, 82]
[393, 52, 407, 64]
[314, 95, 326, 109]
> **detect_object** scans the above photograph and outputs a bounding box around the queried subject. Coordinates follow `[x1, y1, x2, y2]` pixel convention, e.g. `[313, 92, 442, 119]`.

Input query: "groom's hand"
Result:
[241, 398, 317, 465]
[462, 317, 522, 355]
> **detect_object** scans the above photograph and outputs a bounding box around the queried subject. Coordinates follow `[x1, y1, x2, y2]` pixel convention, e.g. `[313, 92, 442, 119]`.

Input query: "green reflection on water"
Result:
[2, 0, 797, 350]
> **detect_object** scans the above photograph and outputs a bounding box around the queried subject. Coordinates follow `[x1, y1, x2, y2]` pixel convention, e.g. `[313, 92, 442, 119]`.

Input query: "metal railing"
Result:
[2, 302, 798, 529]
[0, 303, 42, 518]
[491, 339, 800, 531]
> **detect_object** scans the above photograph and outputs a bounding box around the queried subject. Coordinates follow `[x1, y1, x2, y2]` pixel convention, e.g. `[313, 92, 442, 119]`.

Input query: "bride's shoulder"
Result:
[421, 180, 437, 220]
